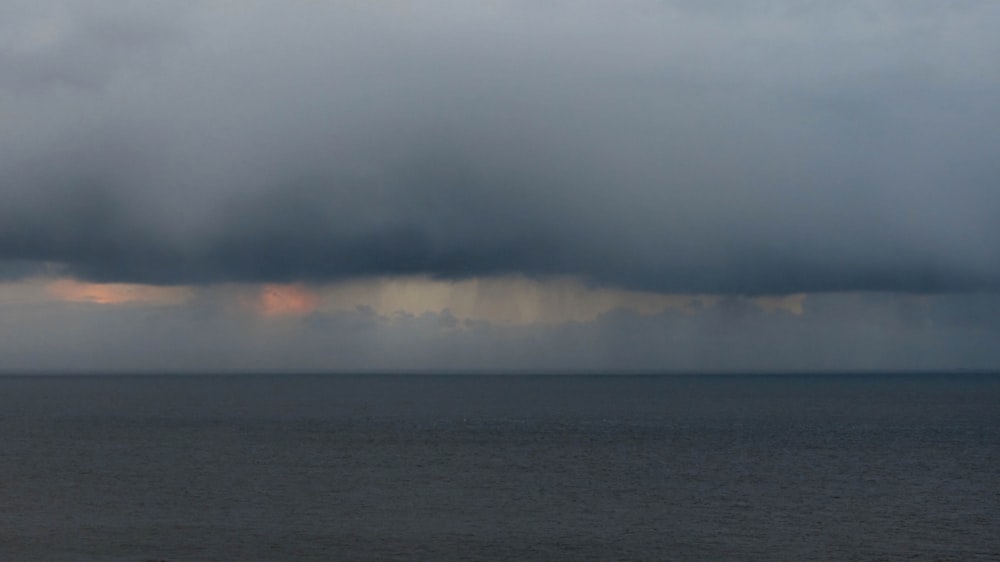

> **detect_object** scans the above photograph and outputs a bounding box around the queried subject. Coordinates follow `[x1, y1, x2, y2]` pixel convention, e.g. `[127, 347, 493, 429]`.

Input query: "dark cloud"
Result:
[2, 1, 999, 293]
[0, 260, 61, 280]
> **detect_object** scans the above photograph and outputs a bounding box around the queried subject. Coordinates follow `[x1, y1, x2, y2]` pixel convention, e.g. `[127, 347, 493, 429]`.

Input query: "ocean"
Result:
[1, 373, 998, 561]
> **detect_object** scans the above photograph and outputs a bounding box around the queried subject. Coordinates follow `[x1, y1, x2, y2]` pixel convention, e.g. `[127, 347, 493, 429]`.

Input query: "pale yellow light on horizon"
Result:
[314, 276, 723, 325]
[11, 276, 809, 324]
[753, 293, 806, 316]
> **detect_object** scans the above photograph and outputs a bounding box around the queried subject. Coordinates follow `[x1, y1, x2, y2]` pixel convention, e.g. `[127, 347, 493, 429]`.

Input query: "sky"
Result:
[1, 0, 999, 372]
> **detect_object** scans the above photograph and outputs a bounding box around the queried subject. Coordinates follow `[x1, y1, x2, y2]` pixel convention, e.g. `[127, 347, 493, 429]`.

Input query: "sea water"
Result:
[1, 373, 998, 561]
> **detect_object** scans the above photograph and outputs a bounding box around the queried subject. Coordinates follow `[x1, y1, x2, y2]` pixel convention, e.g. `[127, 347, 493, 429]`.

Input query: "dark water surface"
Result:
[1, 373, 998, 561]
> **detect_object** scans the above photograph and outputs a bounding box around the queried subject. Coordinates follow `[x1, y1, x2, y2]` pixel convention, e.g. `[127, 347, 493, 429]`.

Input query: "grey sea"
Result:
[1, 373, 998, 561]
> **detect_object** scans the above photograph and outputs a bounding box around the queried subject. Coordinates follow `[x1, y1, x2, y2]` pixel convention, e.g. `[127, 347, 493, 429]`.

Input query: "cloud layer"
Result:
[4, 288, 1000, 373]
[2, 1, 999, 293]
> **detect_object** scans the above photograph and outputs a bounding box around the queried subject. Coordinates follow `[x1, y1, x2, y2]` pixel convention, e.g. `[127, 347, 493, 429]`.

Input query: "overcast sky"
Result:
[2, 1, 999, 372]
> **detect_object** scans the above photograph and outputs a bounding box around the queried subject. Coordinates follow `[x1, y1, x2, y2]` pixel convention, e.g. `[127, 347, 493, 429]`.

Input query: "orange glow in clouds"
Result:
[259, 284, 320, 316]
[47, 279, 188, 305]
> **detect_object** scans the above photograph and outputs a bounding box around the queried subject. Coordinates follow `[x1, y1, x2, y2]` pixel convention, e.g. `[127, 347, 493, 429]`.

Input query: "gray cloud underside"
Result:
[2, 1, 999, 293]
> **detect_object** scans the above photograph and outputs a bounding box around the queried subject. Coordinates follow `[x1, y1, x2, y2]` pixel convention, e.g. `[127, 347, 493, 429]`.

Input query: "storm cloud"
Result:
[2, 0, 999, 294]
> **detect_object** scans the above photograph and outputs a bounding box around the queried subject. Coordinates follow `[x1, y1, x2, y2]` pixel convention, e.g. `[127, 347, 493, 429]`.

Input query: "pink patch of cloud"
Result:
[259, 284, 320, 316]
[47, 279, 189, 305]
